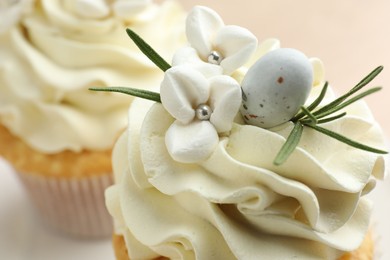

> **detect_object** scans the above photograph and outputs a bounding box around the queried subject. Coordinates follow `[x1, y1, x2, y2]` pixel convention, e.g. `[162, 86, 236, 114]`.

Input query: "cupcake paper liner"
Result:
[17, 171, 113, 238]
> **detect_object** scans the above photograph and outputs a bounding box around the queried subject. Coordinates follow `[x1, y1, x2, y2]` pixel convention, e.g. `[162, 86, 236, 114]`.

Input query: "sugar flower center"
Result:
[207, 50, 223, 65]
[195, 104, 212, 120]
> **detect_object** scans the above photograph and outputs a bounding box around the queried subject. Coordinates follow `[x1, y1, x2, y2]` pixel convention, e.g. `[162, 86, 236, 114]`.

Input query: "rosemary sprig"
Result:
[89, 86, 161, 103]
[273, 66, 387, 166]
[292, 82, 329, 122]
[354, 65, 383, 90]
[315, 112, 346, 124]
[274, 122, 304, 165]
[311, 66, 383, 117]
[306, 124, 387, 154]
[314, 87, 382, 119]
[126, 28, 172, 72]
[300, 106, 317, 125]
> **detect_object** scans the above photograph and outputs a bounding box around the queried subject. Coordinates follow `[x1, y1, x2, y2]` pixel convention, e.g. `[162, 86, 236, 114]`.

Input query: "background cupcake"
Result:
[0, 0, 185, 238]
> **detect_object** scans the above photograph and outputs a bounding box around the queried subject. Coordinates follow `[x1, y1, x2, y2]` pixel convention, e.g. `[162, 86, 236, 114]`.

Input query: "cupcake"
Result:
[105, 6, 388, 259]
[0, 0, 185, 238]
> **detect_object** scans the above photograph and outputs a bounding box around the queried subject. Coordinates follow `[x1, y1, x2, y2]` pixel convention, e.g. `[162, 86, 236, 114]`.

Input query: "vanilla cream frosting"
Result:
[0, 0, 34, 34]
[0, 0, 185, 153]
[106, 81, 387, 259]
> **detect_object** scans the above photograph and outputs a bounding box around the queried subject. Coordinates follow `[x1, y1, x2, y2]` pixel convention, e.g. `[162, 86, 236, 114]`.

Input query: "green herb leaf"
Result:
[317, 112, 346, 124]
[305, 124, 387, 154]
[306, 82, 329, 112]
[274, 66, 387, 165]
[313, 67, 383, 117]
[300, 106, 317, 125]
[274, 122, 304, 166]
[89, 87, 161, 103]
[315, 87, 381, 119]
[126, 28, 171, 72]
[353, 66, 383, 91]
[292, 82, 328, 122]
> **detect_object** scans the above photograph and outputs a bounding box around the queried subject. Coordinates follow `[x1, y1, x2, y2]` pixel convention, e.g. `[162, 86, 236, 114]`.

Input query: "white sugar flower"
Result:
[161, 65, 242, 163]
[0, 0, 34, 34]
[173, 6, 258, 76]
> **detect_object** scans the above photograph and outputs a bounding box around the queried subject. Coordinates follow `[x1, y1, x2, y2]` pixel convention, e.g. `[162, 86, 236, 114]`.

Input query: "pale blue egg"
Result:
[240, 48, 313, 128]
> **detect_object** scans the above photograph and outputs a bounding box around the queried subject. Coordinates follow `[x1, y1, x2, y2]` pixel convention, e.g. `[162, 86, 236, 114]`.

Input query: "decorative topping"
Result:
[207, 50, 223, 65]
[90, 8, 387, 166]
[0, 0, 33, 34]
[160, 66, 242, 162]
[240, 48, 313, 128]
[173, 6, 258, 75]
[195, 104, 213, 120]
[125, 28, 171, 72]
[274, 66, 387, 165]
[165, 120, 219, 163]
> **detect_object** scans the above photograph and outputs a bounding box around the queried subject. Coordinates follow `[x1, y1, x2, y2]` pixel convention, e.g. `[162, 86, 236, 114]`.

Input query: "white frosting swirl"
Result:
[106, 83, 387, 259]
[0, 0, 34, 34]
[0, 0, 185, 153]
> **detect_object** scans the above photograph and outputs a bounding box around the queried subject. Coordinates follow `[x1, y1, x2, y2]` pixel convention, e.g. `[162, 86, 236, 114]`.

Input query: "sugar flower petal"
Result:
[182, 6, 258, 75]
[172, 47, 223, 78]
[216, 25, 258, 75]
[208, 75, 242, 133]
[160, 66, 210, 124]
[186, 6, 224, 59]
[165, 120, 219, 163]
[160, 65, 242, 163]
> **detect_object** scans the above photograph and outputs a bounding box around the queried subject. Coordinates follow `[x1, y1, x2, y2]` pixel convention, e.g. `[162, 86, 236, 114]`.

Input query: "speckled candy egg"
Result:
[240, 48, 313, 128]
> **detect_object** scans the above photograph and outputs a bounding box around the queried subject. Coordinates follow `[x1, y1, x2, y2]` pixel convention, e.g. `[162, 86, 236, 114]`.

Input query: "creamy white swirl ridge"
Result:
[0, 0, 185, 153]
[106, 83, 387, 259]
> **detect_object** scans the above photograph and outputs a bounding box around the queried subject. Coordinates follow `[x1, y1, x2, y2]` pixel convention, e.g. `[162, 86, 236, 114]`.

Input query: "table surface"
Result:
[1, 1, 390, 259]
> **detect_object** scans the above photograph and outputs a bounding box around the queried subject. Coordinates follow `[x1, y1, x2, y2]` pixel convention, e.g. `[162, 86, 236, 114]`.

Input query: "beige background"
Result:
[180, 0, 390, 137]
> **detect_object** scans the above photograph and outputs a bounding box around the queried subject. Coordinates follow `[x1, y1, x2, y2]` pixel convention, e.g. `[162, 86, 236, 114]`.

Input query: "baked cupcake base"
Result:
[0, 124, 115, 238]
[112, 232, 374, 260]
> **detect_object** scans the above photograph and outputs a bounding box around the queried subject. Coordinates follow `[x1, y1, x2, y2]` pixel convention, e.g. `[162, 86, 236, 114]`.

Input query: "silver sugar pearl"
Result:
[207, 50, 223, 65]
[195, 104, 212, 121]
